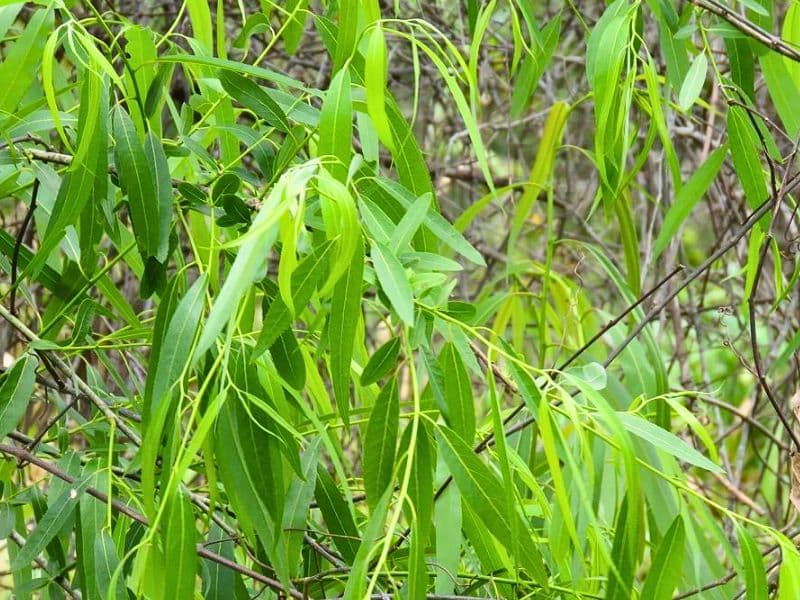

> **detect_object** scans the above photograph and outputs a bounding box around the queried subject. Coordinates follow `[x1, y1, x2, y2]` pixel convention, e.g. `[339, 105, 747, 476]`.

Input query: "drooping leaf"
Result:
[197, 165, 316, 356]
[317, 68, 353, 182]
[144, 274, 207, 422]
[201, 525, 247, 600]
[364, 24, 394, 151]
[438, 343, 475, 442]
[726, 37, 755, 101]
[186, 0, 213, 52]
[11, 479, 88, 571]
[640, 515, 686, 599]
[777, 542, 800, 599]
[341, 487, 391, 600]
[0, 355, 37, 441]
[677, 53, 707, 111]
[218, 69, 291, 133]
[26, 65, 107, 279]
[653, 144, 727, 259]
[437, 426, 549, 588]
[270, 330, 307, 390]
[253, 239, 334, 356]
[162, 493, 197, 600]
[314, 466, 361, 563]
[370, 241, 415, 326]
[75, 461, 103, 598]
[737, 523, 768, 600]
[94, 530, 125, 600]
[281, 438, 321, 574]
[333, 0, 359, 72]
[616, 412, 724, 473]
[113, 107, 160, 260]
[142, 132, 173, 262]
[510, 16, 561, 118]
[606, 493, 640, 600]
[360, 337, 401, 386]
[214, 395, 290, 582]
[328, 241, 364, 425]
[509, 101, 569, 248]
[363, 378, 399, 510]
[657, 19, 689, 91]
[0, 6, 53, 115]
[729, 106, 768, 210]
[282, 0, 309, 54]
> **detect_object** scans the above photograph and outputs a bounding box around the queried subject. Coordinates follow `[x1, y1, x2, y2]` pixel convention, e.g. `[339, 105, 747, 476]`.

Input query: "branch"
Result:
[0, 303, 142, 444]
[0, 443, 303, 599]
[691, 0, 800, 63]
[7, 530, 80, 599]
[747, 240, 800, 450]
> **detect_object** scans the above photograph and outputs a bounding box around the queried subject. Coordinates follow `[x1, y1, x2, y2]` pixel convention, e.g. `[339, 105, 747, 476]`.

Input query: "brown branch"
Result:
[0, 443, 303, 599]
[602, 193, 780, 368]
[7, 530, 80, 599]
[9, 178, 39, 316]
[692, 0, 800, 63]
[747, 240, 800, 450]
[0, 303, 142, 444]
[493, 193, 794, 447]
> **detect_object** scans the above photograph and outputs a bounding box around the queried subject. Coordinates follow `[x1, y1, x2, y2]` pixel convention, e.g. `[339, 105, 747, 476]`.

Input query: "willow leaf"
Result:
[363, 379, 399, 510]
[0, 355, 37, 440]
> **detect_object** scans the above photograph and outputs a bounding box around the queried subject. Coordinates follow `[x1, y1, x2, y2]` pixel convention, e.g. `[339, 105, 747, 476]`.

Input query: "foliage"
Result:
[1, 0, 800, 598]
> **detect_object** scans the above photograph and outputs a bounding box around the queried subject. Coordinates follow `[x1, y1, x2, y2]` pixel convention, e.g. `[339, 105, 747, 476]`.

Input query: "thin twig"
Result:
[9, 178, 39, 316]
[0, 303, 142, 444]
[7, 530, 81, 599]
[0, 443, 303, 599]
[692, 0, 800, 63]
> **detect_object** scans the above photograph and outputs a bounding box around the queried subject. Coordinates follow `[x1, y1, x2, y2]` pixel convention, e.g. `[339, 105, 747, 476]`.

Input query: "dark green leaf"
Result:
[143, 132, 173, 262]
[314, 466, 360, 563]
[437, 426, 548, 587]
[728, 106, 768, 210]
[363, 379, 399, 510]
[329, 241, 364, 425]
[144, 274, 207, 421]
[360, 337, 401, 386]
[214, 397, 290, 582]
[11, 478, 88, 571]
[0, 355, 37, 440]
[439, 343, 475, 442]
[640, 515, 686, 599]
[114, 107, 160, 259]
[163, 493, 197, 600]
[218, 70, 290, 132]
[270, 330, 306, 390]
[317, 68, 352, 182]
[26, 68, 107, 279]
[211, 173, 241, 203]
[202, 525, 248, 600]
[94, 531, 125, 600]
[254, 240, 334, 356]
